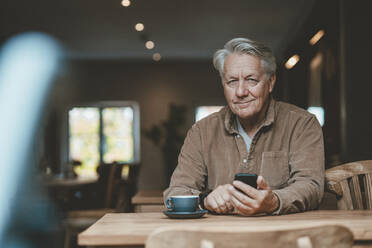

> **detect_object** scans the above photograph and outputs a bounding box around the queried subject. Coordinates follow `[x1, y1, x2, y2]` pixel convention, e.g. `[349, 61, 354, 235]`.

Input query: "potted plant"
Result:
[144, 103, 187, 186]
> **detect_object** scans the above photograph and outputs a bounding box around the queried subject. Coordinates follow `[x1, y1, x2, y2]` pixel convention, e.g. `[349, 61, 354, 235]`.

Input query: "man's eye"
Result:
[227, 79, 238, 84]
[247, 78, 259, 86]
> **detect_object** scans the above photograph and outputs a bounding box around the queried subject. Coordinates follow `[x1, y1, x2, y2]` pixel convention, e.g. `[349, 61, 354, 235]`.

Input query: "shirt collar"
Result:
[224, 96, 276, 135]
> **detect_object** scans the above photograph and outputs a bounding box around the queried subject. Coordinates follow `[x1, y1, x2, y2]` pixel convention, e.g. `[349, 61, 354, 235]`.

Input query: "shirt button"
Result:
[243, 159, 247, 163]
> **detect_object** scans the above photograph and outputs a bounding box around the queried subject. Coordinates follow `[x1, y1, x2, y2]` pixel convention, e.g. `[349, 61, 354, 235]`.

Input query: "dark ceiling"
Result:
[1, 0, 315, 61]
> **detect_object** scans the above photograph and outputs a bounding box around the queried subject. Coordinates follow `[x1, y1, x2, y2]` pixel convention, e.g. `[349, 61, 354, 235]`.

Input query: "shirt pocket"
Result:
[260, 151, 289, 189]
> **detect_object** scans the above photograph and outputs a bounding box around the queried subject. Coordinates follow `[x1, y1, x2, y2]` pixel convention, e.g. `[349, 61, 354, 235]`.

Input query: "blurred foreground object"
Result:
[0, 32, 61, 247]
[146, 225, 353, 248]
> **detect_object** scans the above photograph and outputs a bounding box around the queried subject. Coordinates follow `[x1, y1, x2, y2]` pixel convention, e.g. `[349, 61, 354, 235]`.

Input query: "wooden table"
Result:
[44, 176, 100, 211]
[44, 176, 98, 187]
[78, 210, 372, 247]
[131, 190, 164, 213]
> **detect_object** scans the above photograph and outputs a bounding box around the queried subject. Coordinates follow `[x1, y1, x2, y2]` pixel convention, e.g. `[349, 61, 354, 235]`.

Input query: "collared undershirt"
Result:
[236, 116, 252, 153]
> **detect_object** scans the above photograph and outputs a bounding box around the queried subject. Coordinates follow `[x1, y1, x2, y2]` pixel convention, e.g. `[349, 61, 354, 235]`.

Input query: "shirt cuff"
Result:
[271, 190, 283, 215]
[199, 189, 212, 209]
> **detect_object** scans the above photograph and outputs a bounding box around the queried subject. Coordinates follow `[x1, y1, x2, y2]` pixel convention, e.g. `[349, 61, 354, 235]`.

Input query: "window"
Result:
[195, 106, 224, 122]
[307, 106, 324, 126]
[68, 102, 140, 177]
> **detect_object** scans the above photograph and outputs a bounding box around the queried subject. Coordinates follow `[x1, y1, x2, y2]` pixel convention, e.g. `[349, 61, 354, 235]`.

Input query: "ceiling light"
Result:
[121, 0, 131, 7]
[145, 41, 155, 50]
[153, 53, 161, 61]
[135, 23, 144, 32]
[309, 30, 325, 46]
[285, 54, 300, 69]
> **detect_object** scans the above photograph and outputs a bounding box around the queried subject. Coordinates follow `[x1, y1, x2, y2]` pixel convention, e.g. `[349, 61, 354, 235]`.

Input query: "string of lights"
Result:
[121, 0, 161, 61]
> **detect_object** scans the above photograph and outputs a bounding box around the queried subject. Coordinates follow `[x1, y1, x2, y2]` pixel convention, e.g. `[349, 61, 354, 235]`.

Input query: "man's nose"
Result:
[236, 80, 249, 97]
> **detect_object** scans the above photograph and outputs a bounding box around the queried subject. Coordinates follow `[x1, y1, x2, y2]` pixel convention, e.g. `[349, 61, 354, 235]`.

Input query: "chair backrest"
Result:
[105, 163, 119, 208]
[146, 225, 353, 248]
[325, 160, 372, 210]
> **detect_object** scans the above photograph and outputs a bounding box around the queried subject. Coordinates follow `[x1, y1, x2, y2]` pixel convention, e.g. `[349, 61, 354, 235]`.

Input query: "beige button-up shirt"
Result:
[164, 98, 324, 214]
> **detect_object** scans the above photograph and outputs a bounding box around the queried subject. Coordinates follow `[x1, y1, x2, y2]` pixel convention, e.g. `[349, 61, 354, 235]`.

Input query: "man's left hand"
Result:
[228, 175, 279, 216]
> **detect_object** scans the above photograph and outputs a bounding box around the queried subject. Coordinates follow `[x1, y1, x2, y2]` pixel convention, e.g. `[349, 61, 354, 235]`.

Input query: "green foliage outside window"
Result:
[69, 106, 135, 178]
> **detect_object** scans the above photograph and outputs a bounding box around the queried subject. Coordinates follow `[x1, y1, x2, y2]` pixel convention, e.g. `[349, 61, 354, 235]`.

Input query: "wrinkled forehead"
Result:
[222, 53, 264, 78]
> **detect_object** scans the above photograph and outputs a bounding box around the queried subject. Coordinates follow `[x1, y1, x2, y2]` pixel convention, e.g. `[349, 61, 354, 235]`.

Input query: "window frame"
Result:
[194, 105, 225, 123]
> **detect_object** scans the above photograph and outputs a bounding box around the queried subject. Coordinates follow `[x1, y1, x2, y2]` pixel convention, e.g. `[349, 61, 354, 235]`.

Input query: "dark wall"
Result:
[341, 0, 372, 162]
[280, 0, 342, 168]
[279, 0, 372, 165]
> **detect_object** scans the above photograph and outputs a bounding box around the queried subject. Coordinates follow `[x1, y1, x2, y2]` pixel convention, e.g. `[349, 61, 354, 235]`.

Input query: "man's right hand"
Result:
[204, 184, 234, 214]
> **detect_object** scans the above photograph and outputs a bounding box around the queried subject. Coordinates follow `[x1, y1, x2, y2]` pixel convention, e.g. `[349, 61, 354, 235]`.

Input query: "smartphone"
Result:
[234, 173, 258, 189]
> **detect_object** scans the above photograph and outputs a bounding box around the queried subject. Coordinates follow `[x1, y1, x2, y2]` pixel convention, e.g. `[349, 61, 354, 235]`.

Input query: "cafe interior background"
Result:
[0, 0, 371, 247]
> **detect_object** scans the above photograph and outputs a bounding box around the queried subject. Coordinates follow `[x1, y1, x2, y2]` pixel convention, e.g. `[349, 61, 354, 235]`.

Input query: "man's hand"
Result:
[204, 184, 234, 214]
[228, 175, 278, 216]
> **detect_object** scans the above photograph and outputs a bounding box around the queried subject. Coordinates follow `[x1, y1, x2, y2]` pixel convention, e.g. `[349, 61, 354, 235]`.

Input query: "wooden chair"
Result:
[63, 164, 116, 248]
[146, 225, 353, 248]
[64, 162, 138, 248]
[325, 160, 372, 210]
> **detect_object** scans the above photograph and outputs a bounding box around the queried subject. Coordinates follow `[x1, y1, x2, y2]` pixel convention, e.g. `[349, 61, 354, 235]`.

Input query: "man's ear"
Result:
[268, 74, 276, 93]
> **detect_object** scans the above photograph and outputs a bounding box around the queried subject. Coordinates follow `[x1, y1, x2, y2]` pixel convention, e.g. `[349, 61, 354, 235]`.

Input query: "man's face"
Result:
[222, 53, 276, 120]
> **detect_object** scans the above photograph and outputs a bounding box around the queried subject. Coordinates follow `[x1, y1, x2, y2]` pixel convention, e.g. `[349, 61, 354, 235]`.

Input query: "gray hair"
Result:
[213, 38, 276, 79]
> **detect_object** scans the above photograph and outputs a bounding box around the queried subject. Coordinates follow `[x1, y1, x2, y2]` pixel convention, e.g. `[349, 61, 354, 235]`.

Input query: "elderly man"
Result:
[164, 38, 324, 215]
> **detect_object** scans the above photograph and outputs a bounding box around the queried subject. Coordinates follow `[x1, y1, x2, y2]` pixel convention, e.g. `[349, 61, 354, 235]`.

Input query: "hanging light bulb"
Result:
[145, 41, 155, 50]
[309, 30, 325, 46]
[285, 54, 300, 69]
[153, 53, 161, 61]
[121, 0, 131, 7]
[135, 23, 144, 32]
